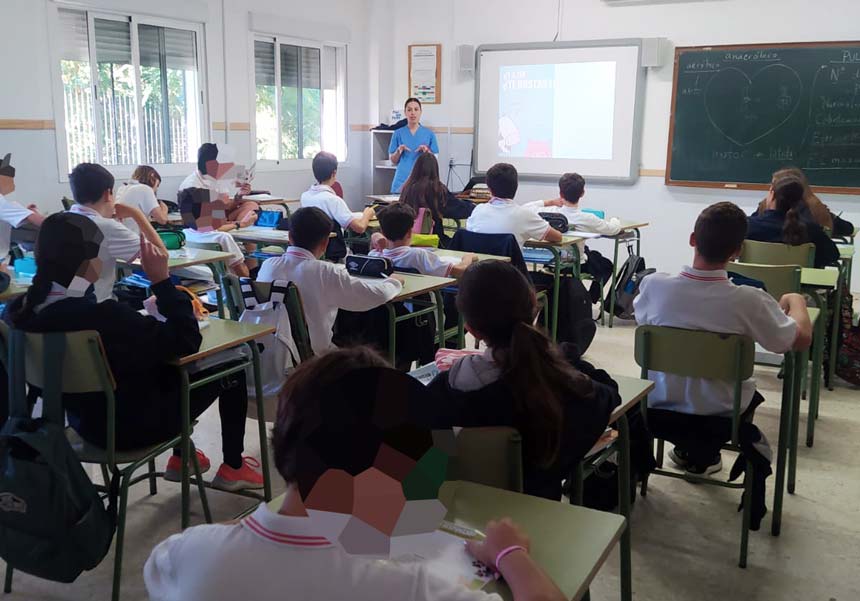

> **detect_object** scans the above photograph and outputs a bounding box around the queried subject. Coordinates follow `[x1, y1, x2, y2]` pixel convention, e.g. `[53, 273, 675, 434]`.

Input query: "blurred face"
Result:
[152, 178, 161, 195]
[405, 101, 421, 125]
[0, 175, 14, 196]
[78, 257, 103, 284]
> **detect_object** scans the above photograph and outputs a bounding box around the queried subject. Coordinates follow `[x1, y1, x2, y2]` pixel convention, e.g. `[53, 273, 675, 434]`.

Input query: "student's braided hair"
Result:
[456, 260, 593, 468]
[7, 213, 103, 325]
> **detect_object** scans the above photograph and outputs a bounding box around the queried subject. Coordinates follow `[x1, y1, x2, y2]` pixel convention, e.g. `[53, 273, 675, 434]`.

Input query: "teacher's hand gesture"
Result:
[416, 144, 431, 154]
[396, 144, 410, 155]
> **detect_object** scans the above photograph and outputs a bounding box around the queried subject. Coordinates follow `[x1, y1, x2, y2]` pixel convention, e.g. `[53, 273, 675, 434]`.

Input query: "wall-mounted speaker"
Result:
[458, 44, 475, 75]
[641, 37, 669, 68]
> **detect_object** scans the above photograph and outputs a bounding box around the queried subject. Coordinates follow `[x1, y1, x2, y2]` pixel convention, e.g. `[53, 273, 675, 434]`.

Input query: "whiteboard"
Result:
[474, 40, 647, 184]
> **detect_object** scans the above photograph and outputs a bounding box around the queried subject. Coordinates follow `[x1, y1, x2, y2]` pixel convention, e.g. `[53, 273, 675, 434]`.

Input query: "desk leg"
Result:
[550, 248, 562, 342]
[618, 414, 632, 601]
[433, 290, 446, 350]
[828, 273, 843, 391]
[180, 369, 192, 530]
[807, 306, 825, 447]
[386, 303, 397, 364]
[608, 239, 621, 328]
[788, 347, 806, 495]
[249, 342, 272, 501]
[771, 352, 795, 536]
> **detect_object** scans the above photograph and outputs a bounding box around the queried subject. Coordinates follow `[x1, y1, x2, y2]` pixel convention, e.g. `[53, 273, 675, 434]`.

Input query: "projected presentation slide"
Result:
[497, 62, 617, 161]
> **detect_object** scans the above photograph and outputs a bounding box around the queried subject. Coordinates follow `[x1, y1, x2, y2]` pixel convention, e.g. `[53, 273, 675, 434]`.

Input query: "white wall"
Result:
[386, 0, 860, 283]
[0, 0, 375, 215]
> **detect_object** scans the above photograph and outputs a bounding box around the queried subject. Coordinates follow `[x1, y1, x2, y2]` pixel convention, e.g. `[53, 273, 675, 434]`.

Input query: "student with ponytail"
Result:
[747, 175, 839, 268]
[3, 212, 264, 490]
[427, 260, 622, 500]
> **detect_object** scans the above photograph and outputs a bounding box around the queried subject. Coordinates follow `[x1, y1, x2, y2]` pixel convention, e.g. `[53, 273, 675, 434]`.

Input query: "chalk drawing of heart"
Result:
[704, 64, 803, 147]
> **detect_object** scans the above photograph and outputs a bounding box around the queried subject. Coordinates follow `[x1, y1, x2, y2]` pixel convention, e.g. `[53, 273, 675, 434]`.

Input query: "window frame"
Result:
[49, 3, 209, 181]
[249, 33, 348, 173]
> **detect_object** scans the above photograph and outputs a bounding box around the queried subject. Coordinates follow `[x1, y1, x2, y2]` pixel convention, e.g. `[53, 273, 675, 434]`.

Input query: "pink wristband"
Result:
[494, 545, 527, 572]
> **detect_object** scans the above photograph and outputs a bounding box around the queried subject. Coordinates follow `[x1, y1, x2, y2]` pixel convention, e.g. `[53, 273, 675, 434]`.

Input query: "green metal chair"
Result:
[186, 240, 230, 317]
[447, 427, 523, 493]
[730, 262, 801, 301]
[221, 274, 315, 363]
[60, 196, 74, 210]
[634, 325, 757, 568]
[739, 240, 815, 267]
[1, 328, 210, 601]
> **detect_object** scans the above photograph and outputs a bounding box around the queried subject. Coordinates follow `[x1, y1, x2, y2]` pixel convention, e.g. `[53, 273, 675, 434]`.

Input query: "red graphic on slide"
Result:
[525, 140, 552, 158]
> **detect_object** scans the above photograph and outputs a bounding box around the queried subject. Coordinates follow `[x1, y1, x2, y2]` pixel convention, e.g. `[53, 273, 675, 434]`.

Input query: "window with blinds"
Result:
[56, 8, 204, 171]
[254, 36, 346, 162]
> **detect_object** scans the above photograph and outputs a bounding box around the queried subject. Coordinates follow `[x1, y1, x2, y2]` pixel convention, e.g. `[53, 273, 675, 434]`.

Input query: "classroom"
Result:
[1, 0, 859, 599]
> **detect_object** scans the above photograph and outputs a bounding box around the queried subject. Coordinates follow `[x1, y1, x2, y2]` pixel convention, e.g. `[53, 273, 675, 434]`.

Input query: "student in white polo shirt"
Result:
[0, 153, 44, 268]
[370, 203, 475, 277]
[145, 347, 567, 601]
[465, 163, 562, 249]
[257, 207, 403, 355]
[301, 151, 375, 235]
[634, 201, 812, 475]
[67, 163, 167, 302]
[115, 165, 169, 234]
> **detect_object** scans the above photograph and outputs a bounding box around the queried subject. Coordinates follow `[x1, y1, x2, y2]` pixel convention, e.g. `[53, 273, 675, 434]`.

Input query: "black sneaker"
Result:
[668, 447, 690, 469]
[686, 455, 723, 476]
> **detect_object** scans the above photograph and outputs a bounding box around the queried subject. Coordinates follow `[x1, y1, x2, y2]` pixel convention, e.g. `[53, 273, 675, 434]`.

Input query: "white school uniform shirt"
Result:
[369, 245, 454, 277]
[172, 229, 247, 282]
[523, 202, 622, 263]
[144, 502, 501, 601]
[465, 197, 551, 249]
[0, 193, 33, 264]
[633, 266, 798, 416]
[300, 184, 362, 231]
[257, 246, 402, 354]
[115, 181, 160, 234]
[67, 204, 141, 302]
[178, 170, 234, 197]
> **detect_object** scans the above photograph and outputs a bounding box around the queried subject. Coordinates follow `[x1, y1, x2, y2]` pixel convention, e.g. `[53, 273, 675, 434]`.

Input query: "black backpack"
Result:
[0, 330, 117, 583]
[538, 212, 569, 233]
[604, 243, 655, 320]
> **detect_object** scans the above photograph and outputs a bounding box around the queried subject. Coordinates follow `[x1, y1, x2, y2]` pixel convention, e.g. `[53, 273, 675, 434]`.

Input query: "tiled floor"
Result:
[3, 318, 860, 600]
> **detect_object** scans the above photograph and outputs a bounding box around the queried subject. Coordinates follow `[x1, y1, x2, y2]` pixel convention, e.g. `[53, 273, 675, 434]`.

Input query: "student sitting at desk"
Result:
[67, 163, 167, 302]
[179, 143, 259, 227]
[370, 203, 476, 277]
[746, 174, 839, 268]
[634, 202, 812, 526]
[398, 153, 474, 245]
[465, 163, 562, 249]
[0, 152, 44, 269]
[302, 151, 375, 236]
[257, 207, 403, 355]
[115, 165, 169, 233]
[525, 172, 620, 302]
[145, 346, 567, 601]
[427, 260, 620, 500]
[4, 212, 263, 491]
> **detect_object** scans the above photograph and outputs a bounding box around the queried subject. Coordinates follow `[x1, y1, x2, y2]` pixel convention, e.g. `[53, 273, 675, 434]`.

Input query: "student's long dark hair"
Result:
[8, 213, 103, 325]
[456, 261, 593, 468]
[773, 177, 808, 246]
[399, 153, 448, 226]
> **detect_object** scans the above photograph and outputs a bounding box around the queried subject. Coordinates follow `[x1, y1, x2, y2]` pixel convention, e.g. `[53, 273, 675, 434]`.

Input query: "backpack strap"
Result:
[40, 332, 66, 426]
[269, 280, 291, 305]
[239, 277, 262, 308]
[8, 329, 28, 419]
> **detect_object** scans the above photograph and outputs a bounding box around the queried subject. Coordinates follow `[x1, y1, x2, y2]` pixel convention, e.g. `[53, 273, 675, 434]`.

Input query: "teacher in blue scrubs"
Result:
[388, 97, 439, 193]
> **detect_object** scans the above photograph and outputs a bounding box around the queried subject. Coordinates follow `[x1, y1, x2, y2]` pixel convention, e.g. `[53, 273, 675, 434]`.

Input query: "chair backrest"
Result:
[186, 240, 228, 278]
[222, 274, 314, 362]
[412, 207, 434, 235]
[331, 181, 345, 199]
[447, 427, 523, 492]
[634, 325, 755, 445]
[729, 262, 801, 301]
[61, 197, 74, 211]
[449, 230, 527, 274]
[740, 239, 815, 267]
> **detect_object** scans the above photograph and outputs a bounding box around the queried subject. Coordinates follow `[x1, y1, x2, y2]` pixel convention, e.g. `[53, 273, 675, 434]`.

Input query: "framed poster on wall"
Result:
[408, 44, 442, 104]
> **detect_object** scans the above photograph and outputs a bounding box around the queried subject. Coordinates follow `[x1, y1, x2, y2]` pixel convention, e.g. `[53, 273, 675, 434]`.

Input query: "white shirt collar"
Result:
[489, 196, 514, 206]
[241, 503, 334, 548]
[68, 203, 101, 218]
[679, 265, 729, 282]
[309, 183, 336, 195]
[382, 245, 411, 257]
[36, 277, 93, 311]
[285, 246, 317, 261]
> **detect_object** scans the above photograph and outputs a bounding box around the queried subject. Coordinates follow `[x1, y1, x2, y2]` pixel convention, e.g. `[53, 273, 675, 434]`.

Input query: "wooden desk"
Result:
[363, 273, 455, 363]
[571, 375, 653, 601]
[801, 266, 839, 288]
[431, 249, 510, 263]
[230, 226, 290, 245]
[524, 235, 585, 341]
[0, 281, 29, 303]
[367, 194, 400, 204]
[440, 481, 625, 601]
[166, 212, 183, 225]
[126, 248, 234, 271]
[172, 317, 276, 528]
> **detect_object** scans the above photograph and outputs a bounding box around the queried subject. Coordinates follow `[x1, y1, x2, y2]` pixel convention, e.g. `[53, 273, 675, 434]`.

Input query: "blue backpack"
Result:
[0, 330, 117, 583]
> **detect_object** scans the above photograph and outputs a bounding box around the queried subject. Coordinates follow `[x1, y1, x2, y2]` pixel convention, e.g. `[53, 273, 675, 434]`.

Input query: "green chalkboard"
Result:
[667, 42, 860, 193]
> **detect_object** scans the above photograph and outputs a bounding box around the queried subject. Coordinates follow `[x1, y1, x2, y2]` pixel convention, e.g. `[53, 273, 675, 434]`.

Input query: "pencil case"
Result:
[345, 255, 394, 278]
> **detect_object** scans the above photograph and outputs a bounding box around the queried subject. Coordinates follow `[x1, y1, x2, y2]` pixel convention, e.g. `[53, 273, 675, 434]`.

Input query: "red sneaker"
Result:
[164, 449, 211, 482]
[211, 457, 264, 491]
